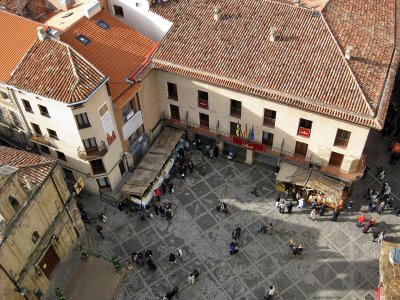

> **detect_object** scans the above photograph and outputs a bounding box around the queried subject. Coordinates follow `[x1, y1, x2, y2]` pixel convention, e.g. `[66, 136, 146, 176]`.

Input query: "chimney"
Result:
[83, 0, 101, 18]
[269, 27, 277, 42]
[48, 29, 60, 40]
[293, 0, 300, 7]
[37, 26, 46, 41]
[213, 6, 222, 21]
[345, 45, 353, 60]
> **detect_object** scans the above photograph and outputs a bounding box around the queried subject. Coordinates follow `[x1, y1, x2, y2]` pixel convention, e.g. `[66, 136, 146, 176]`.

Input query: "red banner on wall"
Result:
[232, 136, 264, 151]
[298, 127, 311, 138]
[198, 98, 208, 109]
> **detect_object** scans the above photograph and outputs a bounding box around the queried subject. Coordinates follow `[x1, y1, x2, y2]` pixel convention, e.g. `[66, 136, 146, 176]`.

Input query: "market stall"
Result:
[378, 241, 400, 299]
[275, 161, 347, 209]
[121, 127, 184, 206]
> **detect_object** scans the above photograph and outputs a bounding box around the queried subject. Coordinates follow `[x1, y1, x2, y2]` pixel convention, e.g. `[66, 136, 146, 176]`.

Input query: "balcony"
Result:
[77, 141, 108, 161]
[263, 117, 276, 128]
[334, 137, 349, 148]
[29, 133, 57, 148]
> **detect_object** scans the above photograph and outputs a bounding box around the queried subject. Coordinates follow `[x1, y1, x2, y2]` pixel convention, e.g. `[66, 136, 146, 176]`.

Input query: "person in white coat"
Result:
[297, 198, 304, 211]
[309, 208, 316, 221]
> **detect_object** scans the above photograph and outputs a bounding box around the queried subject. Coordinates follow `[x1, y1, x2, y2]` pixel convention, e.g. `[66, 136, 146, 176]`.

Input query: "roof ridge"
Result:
[66, 45, 81, 92]
[320, 12, 375, 117]
[153, 59, 375, 119]
[16, 161, 56, 168]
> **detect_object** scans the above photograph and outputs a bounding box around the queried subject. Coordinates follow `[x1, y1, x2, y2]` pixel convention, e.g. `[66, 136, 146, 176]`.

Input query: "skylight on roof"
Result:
[96, 20, 110, 30]
[76, 34, 91, 45]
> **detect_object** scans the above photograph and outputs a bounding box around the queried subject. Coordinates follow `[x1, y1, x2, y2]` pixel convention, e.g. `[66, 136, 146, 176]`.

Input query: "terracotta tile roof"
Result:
[151, 0, 397, 129]
[60, 10, 157, 103]
[0, 146, 56, 189]
[0, 10, 43, 82]
[8, 39, 106, 103]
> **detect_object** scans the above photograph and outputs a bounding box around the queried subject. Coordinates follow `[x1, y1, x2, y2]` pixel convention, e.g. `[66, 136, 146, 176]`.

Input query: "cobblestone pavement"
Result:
[52, 131, 400, 300]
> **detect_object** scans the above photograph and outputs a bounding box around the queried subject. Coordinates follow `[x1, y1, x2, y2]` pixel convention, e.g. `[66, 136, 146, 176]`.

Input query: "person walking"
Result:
[251, 185, 259, 197]
[169, 252, 177, 264]
[372, 231, 380, 242]
[96, 225, 104, 239]
[163, 286, 179, 300]
[309, 208, 316, 221]
[175, 248, 183, 262]
[332, 208, 340, 222]
[346, 200, 353, 213]
[153, 203, 160, 215]
[377, 201, 385, 215]
[97, 212, 107, 223]
[188, 161, 194, 173]
[154, 188, 161, 201]
[193, 270, 200, 281]
[232, 227, 242, 240]
[162, 180, 167, 195]
[166, 208, 173, 220]
[168, 181, 174, 193]
[297, 198, 304, 211]
[188, 273, 195, 285]
[379, 231, 386, 244]
[319, 203, 326, 216]
[229, 241, 240, 255]
[267, 223, 273, 235]
[264, 285, 275, 300]
[159, 205, 166, 218]
[287, 200, 293, 214]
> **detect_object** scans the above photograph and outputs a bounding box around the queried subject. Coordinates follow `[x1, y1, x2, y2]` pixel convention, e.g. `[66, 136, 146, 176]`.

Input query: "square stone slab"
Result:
[191, 181, 212, 198]
[219, 165, 240, 181]
[222, 275, 248, 298]
[121, 236, 144, 255]
[163, 232, 185, 250]
[149, 277, 172, 298]
[113, 223, 134, 242]
[175, 188, 197, 206]
[280, 284, 307, 300]
[204, 288, 231, 300]
[195, 212, 218, 232]
[123, 272, 146, 295]
[226, 252, 252, 273]
[206, 173, 227, 189]
[186, 201, 207, 219]
[211, 262, 235, 284]
[196, 162, 215, 178]
[312, 263, 336, 286]
[195, 272, 220, 296]
[240, 266, 264, 289]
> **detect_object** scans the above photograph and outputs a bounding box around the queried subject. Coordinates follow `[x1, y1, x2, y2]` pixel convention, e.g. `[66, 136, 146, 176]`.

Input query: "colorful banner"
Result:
[99, 103, 117, 146]
[232, 136, 264, 151]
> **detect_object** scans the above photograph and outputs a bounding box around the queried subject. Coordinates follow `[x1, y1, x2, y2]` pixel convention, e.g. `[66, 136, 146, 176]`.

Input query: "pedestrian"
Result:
[153, 203, 160, 215]
[377, 201, 385, 215]
[166, 208, 173, 220]
[193, 269, 200, 280]
[279, 198, 286, 214]
[356, 214, 366, 227]
[154, 188, 161, 201]
[346, 200, 353, 213]
[188, 273, 195, 285]
[264, 285, 275, 300]
[309, 208, 316, 221]
[332, 208, 340, 222]
[137, 251, 145, 266]
[169, 253, 177, 264]
[372, 231, 379, 242]
[229, 241, 240, 255]
[376, 165, 384, 177]
[162, 180, 167, 195]
[97, 211, 107, 223]
[131, 252, 138, 263]
[319, 203, 326, 216]
[168, 181, 174, 193]
[163, 286, 179, 300]
[232, 227, 242, 240]
[217, 202, 229, 214]
[251, 185, 259, 197]
[146, 257, 157, 271]
[379, 231, 386, 244]
[363, 219, 373, 233]
[159, 205, 166, 218]
[96, 225, 104, 239]
[295, 191, 301, 203]
[284, 190, 289, 200]
[145, 250, 153, 258]
[188, 161, 194, 173]
[287, 200, 293, 214]
[297, 198, 304, 211]
[175, 248, 183, 262]
[267, 223, 273, 235]
[275, 192, 281, 208]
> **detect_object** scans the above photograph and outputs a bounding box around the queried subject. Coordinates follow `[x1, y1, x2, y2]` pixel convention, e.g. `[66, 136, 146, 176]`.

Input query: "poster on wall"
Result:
[122, 111, 144, 140]
[99, 103, 117, 146]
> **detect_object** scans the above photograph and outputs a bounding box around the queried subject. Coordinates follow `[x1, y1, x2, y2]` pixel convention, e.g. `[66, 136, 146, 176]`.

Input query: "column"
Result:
[245, 149, 254, 165]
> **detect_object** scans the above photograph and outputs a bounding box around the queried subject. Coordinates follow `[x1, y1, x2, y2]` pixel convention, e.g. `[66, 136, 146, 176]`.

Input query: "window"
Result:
[135, 2, 142, 7]
[334, 129, 351, 148]
[38, 105, 50, 117]
[76, 34, 91, 45]
[263, 109, 276, 128]
[199, 113, 209, 128]
[90, 159, 106, 175]
[170, 104, 180, 120]
[83, 137, 97, 150]
[40, 145, 51, 154]
[230, 121, 238, 135]
[31, 123, 42, 135]
[63, 168, 75, 181]
[167, 82, 178, 100]
[298, 118, 313, 138]
[31, 231, 40, 244]
[9, 196, 20, 212]
[97, 177, 110, 188]
[329, 152, 344, 167]
[122, 101, 135, 123]
[22, 100, 33, 113]
[56, 151, 67, 161]
[198, 90, 208, 109]
[47, 129, 58, 140]
[262, 131, 274, 147]
[230, 99, 242, 118]
[10, 111, 22, 128]
[294, 141, 308, 157]
[96, 20, 110, 30]
[72, 103, 84, 109]
[0, 91, 8, 99]
[119, 160, 126, 176]
[113, 5, 124, 17]
[75, 113, 90, 129]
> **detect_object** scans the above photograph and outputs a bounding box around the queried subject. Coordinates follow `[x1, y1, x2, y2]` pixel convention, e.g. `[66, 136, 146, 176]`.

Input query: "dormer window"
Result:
[76, 34, 91, 45]
[96, 20, 110, 30]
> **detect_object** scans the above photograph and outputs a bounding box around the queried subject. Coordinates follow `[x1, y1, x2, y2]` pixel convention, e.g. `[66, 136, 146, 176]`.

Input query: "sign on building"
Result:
[74, 177, 84, 195]
[122, 111, 144, 140]
[99, 103, 116, 145]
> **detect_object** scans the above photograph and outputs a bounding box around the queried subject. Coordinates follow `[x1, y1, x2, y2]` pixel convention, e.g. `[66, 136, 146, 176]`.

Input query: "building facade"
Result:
[0, 146, 85, 300]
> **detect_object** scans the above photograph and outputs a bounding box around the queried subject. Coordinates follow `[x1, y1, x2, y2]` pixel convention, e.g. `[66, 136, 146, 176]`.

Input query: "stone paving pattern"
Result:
[49, 131, 400, 300]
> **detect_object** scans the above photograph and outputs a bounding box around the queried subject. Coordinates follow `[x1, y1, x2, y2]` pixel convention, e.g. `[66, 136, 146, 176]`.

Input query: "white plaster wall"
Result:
[108, 0, 172, 41]
[155, 71, 370, 172]
[13, 84, 124, 193]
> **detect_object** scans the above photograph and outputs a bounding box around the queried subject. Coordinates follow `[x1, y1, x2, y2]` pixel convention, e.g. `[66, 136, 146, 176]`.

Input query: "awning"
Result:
[121, 127, 184, 198]
[379, 241, 400, 299]
[276, 161, 346, 200]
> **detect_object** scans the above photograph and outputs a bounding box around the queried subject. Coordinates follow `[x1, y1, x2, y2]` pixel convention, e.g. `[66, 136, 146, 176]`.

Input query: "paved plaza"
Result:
[46, 131, 400, 300]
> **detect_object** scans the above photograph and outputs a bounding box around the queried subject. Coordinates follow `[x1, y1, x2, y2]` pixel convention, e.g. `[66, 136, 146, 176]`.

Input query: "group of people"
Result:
[289, 239, 304, 256]
[153, 202, 174, 221]
[256, 223, 274, 235]
[131, 250, 157, 271]
[367, 182, 393, 215]
[174, 146, 195, 179]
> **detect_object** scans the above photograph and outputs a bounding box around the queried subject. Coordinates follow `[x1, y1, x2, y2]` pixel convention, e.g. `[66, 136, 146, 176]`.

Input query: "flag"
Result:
[243, 123, 248, 140]
[235, 121, 241, 137]
[249, 126, 255, 141]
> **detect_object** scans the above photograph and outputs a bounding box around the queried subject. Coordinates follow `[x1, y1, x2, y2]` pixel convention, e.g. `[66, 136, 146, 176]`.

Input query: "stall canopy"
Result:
[379, 241, 400, 299]
[276, 161, 346, 200]
[121, 127, 184, 198]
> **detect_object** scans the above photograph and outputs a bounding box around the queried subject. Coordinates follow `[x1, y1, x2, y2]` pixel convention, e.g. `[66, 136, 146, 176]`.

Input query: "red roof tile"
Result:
[0, 146, 56, 189]
[151, 0, 397, 129]
[8, 39, 106, 103]
[60, 10, 157, 103]
[0, 10, 43, 82]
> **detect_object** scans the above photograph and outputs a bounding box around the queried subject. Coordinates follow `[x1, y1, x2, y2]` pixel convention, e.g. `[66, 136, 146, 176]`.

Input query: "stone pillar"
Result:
[217, 140, 224, 153]
[245, 149, 254, 165]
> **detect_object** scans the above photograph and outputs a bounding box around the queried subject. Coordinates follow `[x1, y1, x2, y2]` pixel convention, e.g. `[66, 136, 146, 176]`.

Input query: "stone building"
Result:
[0, 146, 84, 299]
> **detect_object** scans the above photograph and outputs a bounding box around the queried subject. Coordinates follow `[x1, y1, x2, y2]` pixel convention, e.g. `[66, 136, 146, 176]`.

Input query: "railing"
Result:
[164, 117, 365, 181]
[263, 117, 275, 128]
[77, 141, 108, 161]
[333, 137, 349, 148]
[230, 107, 241, 118]
[92, 165, 106, 175]
[29, 133, 56, 148]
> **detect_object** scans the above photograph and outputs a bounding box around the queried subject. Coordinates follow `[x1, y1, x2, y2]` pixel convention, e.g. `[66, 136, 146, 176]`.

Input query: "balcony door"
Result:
[170, 104, 180, 120]
[328, 152, 344, 167]
[294, 141, 308, 157]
